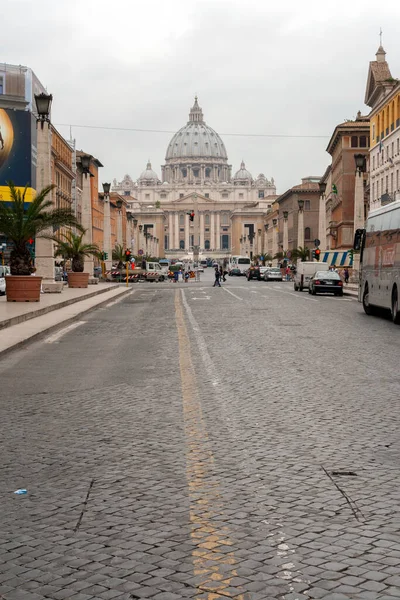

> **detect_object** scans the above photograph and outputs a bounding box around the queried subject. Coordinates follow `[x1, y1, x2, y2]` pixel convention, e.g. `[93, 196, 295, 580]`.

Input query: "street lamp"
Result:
[354, 154, 367, 173]
[133, 218, 138, 227]
[283, 211, 288, 220]
[264, 224, 269, 232]
[115, 198, 123, 209]
[139, 224, 143, 232]
[102, 182, 111, 195]
[80, 154, 92, 176]
[318, 181, 327, 195]
[297, 198, 304, 211]
[34, 92, 53, 127]
[272, 218, 277, 227]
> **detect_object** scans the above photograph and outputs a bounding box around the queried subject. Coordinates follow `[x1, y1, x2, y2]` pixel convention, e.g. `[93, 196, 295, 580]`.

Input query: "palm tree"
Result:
[0, 182, 83, 275]
[273, 251, 285, 260]
[112, 243, 125, 268]
[55, 231, 100, 272]
[292, 246, 310, 262]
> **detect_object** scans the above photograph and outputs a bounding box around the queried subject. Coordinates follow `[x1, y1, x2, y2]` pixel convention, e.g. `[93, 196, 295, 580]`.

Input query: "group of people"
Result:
[213, 265, 228, 287]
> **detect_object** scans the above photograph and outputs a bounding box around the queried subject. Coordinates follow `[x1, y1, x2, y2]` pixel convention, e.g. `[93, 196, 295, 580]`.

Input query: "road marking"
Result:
[104, 290, 135, 308]
[45, 321, 86, 343]
[266, 287, 319, 302]
[191, 296, 211, 300]
[176, 291, 246, 599]
[222, 287, 244, 301]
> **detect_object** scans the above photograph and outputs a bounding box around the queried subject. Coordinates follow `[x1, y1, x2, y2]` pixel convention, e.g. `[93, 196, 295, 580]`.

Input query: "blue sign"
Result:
[260, 256, 264, 261]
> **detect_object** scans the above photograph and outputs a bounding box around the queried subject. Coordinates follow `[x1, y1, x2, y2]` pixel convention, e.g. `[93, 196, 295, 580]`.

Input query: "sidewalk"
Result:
[0, 283, 131, 357]
[343, 283, 358, 297]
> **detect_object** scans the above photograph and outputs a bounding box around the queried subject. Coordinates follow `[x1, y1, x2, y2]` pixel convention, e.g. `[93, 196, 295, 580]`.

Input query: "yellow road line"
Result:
[175, 291, 247, 600]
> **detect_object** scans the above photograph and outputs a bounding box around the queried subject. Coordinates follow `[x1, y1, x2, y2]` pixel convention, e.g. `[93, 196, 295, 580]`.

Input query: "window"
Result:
[305, 227, 311, 240]
[360, 136, 367, 148]
[386, 147, 389, 161]
[391, 173, 394, 193]
[193, 169, 199, 178]
[392, 142, 395, 157]
[372, 155, 375, 170]
[165, 235, 168, 250]
[222, 193, 228, 198]
[181, 168, 187, 178]
[179, 214, 184, 225]
[386, 175, 389, 191]
[205, 228, 209, 232]
[239, 193, 244, 199]
[372, 182, 375, 201]
[205, 168, 211, 178]
[397, 139, 400, 155]
[205, 193, 209, 198]
[205, 240, 210, 249]
[145, 194, 150, 200]
[179, 240, 185, 249]
[221, 213, 229, 225]
[258, 190, 264, 198]
[397, 170, 399, 191]
[205, 214, 210, 225]
[0, 75, 4, 95]
[124, 191, 130, 196]
[179, 193, 184, 198]
[180, 228, 184, 232]
[351, 136, 358, 148]
[372, 123, 376, 140]
[222, 234, 229, 249]
[160, 193, 166, 198]
[305, 200, 311, 210]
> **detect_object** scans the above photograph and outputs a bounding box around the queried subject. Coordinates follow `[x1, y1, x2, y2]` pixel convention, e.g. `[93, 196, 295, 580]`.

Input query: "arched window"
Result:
[205, 213, 210, 225]
[205, 240, 210, 250]
[179, 240, 185, 250]
[351, 136, 358, 148]
[205, 168, 211, 178]
[305, 227, 311, 240]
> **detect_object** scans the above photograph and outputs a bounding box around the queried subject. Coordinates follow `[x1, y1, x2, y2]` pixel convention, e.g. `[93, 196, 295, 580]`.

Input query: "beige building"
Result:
[112, 98, 278, 259]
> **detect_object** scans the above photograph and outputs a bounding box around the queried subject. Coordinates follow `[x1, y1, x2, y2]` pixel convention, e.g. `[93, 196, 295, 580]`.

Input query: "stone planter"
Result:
[5, 275, 42, 302]
[68, 272, 89, 288]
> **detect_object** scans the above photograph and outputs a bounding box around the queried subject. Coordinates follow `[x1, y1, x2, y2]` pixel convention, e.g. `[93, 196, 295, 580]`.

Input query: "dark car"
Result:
[309, 271, 343, 296]
[229, 267, 242, 276]
[247, 266, 261, 280]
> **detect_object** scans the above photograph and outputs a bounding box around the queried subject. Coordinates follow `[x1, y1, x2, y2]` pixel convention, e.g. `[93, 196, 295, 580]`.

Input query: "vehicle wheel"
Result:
[294, 283, 298, 291]
[362, 284, 375, 315]
[312, 287, 317, 295]
[308, 287, 311, 294]
[159, 275, 165, 282]
[391, 287, 400, 324]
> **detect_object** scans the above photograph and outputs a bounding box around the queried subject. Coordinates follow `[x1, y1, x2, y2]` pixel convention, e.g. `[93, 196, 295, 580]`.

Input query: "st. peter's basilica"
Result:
[112, 97, 278, 258]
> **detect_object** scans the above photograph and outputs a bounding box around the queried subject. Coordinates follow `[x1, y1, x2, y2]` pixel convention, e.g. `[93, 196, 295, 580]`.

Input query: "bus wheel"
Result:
[391, 287, 400, 324]
[362, 284, 375, 315]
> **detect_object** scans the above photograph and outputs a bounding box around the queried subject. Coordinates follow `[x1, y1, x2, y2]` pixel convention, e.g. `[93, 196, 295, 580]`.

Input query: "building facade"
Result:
[0, 63, 47, 114]
[366, 46, 400, 208]
[112, 98, 278, 259]
[325, 114, 370, 250]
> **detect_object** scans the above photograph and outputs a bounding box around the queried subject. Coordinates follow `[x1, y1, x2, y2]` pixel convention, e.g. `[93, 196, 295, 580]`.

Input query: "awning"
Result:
[321, 251, 353, 267]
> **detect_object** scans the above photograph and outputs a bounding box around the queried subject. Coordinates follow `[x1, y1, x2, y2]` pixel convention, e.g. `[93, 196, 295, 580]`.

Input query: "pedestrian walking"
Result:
[344, 267, 349, 284]
[213, 267, 221, 287]
[173, 270, 179, 283]
[184, 270, 189, 283]
[285, 266, 291, 281]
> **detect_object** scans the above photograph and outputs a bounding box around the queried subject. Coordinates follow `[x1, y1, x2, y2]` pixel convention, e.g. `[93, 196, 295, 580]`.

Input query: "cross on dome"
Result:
[189, 96, 204, 123]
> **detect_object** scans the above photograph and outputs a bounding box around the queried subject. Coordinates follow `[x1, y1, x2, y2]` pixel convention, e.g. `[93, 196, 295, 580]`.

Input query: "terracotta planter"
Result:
[5, 275, 42, 302]
[68, 272, 89, 288]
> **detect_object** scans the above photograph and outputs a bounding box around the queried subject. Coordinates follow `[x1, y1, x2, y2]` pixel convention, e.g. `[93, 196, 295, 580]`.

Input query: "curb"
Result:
[0, 288, 132, 359]
[0, 285, 119, 332]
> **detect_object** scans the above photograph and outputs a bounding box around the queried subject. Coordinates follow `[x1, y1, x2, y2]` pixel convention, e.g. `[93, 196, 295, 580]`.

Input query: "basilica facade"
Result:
[112, 98, 278, 258]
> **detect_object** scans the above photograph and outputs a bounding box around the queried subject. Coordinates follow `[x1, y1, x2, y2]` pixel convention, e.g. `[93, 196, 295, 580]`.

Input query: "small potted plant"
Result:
[0, 182, 82, 302]
[55, 231, 100, 288]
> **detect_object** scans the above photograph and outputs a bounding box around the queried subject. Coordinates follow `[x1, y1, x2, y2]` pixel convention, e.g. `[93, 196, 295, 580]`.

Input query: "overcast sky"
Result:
[2, 0, 400, 193]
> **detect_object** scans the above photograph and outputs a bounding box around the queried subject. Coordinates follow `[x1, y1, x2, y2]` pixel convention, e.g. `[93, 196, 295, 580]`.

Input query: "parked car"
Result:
[294, 261, 329, 291]
[55, 266, 64, 281]
[197, 265, 204, 272]
[264, 267, 283, 281]
[93, 266, 102, 278]
[247, 266, 262, 280]
[309, 271, 343, 296]
[0, 266, 11, 278]
[229, 267, 242, 276]
[0, 274, 5, 296]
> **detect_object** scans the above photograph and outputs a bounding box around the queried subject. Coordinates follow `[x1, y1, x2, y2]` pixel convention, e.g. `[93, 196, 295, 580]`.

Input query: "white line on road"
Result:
[222, 287, 244, 301]
[45, 321, 86, 344]
[267, 287, 319, 302]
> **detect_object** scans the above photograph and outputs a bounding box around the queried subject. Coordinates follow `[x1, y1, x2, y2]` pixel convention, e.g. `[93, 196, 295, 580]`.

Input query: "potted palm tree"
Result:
[112, 243, 125, 269]
[0, 182, 83, 302]
[55, 231, 100, 288]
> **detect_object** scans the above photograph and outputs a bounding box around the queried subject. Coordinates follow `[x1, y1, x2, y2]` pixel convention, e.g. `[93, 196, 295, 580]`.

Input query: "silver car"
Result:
[264, 267, 283, 281]
[0, 275, 5, 296]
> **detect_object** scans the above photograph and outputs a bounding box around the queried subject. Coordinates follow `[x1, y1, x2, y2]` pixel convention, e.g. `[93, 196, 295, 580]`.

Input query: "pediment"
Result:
[172, 193, 214, 204]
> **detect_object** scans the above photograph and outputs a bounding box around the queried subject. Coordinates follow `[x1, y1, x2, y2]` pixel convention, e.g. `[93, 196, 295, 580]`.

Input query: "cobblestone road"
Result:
[1, 273, 400, 600]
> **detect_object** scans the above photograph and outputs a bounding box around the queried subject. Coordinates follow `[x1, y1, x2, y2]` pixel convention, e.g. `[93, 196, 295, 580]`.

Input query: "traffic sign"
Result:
[260, 256, 264, 261]
[138, 249, 143, 255]
[286, 251, 292, 258]
[314, 239, 320, 247]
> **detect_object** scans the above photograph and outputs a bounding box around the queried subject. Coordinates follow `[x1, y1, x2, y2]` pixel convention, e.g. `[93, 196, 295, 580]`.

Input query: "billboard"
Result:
[0, 108, 37, 202]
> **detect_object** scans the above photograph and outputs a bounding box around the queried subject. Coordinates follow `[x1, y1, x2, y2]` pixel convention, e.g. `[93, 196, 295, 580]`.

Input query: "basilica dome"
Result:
[139, 160, 160, 183]
[233, 161, 253, 182]
[165, 97, 228, 161]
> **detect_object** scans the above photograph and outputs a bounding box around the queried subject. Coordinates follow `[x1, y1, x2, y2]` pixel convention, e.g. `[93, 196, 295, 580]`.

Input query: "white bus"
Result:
[229, 255, 251, 275]
[355, 200, 400, 323]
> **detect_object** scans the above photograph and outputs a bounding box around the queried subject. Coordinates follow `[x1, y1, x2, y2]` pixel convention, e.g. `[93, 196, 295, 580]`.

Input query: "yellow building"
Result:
[366, 45, 400, 207]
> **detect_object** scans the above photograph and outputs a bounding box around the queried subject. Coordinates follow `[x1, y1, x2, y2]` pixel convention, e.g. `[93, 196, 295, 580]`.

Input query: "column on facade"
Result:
[168, 212, 173, 249]
[318, 193, 326, 251]
[297, 209, 304, 249]
[215, 213, 221, 249]
[200, 212, 205, 249]
[35, 121, 58, 288]
[210, 212, 215, 250]
[174, 212, 179, 249]
[185, 213, 190, 250]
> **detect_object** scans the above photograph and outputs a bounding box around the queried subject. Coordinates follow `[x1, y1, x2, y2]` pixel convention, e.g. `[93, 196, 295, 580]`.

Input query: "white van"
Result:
[229, 256, 251, 275]
[293, 261, 329, 291]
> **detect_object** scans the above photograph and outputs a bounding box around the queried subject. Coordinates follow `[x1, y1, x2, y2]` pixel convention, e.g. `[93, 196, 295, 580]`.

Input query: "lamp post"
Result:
[264, 224, 269, 262]
[102, 183, 112, 273]
[34, 92, 62, 292]
[192, 193, 200, 265]
[248, 230, 255, 260]
[297, 196, 304, 249]
[272, 218, 278, 264]
[257, 228, 262, 258]
[79, 154, 95, 278]
[353, 154, 367, 278]
[318, 181, 327, 251]
[132, 218, 138, 255]
[115, 198, 123, 246]
[282, 211, 289, 255]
